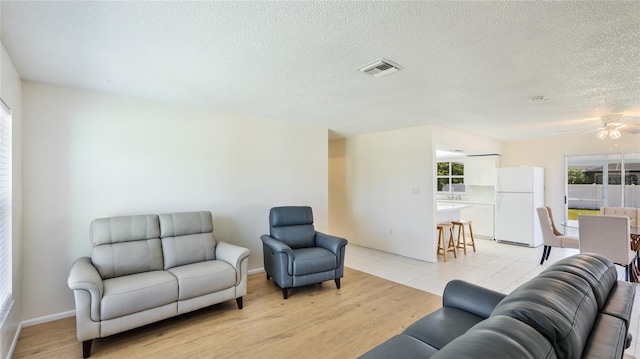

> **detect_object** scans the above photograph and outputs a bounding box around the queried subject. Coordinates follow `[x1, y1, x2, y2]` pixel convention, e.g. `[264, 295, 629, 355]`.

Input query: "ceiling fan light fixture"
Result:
[596, 129, 608, 140]
[609, 129, 621, 139]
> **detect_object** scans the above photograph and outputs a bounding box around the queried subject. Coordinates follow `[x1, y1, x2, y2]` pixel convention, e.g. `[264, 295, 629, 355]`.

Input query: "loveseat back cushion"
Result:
[432, 316, 557, 359]
[269, 206, 316, 249]
[90, 214, 163, 279]
[541, 253, 617, 309]
[491, 271, 598, 359]
[159, 211, 217, 269]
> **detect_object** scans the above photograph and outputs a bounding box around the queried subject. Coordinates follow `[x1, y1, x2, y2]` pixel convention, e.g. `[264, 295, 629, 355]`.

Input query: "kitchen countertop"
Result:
[436, 203, 470, 212]
[437, 200, 495, 206]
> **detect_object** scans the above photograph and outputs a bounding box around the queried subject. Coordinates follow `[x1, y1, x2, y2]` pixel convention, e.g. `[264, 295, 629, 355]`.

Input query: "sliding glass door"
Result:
[565, 152, 640, 222]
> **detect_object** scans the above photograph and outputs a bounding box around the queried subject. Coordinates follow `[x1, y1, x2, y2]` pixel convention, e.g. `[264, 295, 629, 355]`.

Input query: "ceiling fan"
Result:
[593, 115, 640, 140]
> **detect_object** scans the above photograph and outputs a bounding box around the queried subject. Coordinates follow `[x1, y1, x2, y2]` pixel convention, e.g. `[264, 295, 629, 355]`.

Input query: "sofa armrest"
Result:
[443, 280, 506, 319]
[67, 257, 104, 321]
[216, 241, 251, 285]
[260, 235, 294, 255]
[315, 232, 348, 255]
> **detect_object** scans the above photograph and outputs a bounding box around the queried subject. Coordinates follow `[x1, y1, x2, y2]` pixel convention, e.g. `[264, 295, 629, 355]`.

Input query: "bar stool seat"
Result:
[451, 220, 476, 255]
[437, 223, 457, 261]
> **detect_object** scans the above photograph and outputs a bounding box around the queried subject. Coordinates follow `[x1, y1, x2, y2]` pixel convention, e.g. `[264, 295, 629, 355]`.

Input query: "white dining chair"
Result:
[536, 207, 579, 265]
[578, 214, 635, 281]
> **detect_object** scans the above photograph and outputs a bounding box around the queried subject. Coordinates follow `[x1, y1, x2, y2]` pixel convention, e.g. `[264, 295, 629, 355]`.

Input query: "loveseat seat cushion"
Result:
[358, 334, 438, 359]
[491, 271, 597, 359]
[432, 316, 557, 359]
[581, 313, 627, 359]
[402, 307, 485, 350]
[541, 253, 617, 309]
[101, 271, 178, 320]
[168, 260, 236, 300]
[160, 212, 217, 269]
[292, 247, 336, 276]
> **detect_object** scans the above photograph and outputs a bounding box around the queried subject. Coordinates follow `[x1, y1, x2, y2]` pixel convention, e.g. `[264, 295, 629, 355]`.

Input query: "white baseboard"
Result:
[7, 322, 21, 359]
[21, 310, 75, 328]
[248, 267, 265, 275]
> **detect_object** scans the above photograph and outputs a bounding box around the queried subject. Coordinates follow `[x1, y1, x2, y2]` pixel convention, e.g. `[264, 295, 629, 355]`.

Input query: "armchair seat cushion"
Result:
[292, 247, 337, 276]
[168, 260, 236, 300]
[101, 271, 178, 320]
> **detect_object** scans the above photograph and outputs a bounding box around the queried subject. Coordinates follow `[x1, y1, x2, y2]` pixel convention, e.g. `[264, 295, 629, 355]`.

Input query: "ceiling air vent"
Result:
[357, 58, 403, 78]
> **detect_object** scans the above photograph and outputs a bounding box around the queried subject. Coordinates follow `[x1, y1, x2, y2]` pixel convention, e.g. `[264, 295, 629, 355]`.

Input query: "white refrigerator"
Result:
[495, 167, 544, 247]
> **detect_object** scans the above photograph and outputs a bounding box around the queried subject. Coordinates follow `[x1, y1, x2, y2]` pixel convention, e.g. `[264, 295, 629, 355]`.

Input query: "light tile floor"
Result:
[344, 238, 640, 357]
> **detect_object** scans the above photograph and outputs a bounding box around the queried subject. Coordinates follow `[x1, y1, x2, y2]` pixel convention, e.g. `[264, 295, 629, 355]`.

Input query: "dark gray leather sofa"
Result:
[359, 253, 635, 359]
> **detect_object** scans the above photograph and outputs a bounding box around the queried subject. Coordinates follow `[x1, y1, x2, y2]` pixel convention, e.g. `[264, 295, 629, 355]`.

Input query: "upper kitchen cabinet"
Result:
[464, 155, 501, 186]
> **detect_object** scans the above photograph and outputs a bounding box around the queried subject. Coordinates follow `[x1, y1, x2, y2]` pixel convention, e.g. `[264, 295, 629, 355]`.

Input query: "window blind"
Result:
[0, 98, 12, 311]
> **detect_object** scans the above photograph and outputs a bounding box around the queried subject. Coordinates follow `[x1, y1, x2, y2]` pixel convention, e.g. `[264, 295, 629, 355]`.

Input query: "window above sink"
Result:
[437, 160, 466, 194]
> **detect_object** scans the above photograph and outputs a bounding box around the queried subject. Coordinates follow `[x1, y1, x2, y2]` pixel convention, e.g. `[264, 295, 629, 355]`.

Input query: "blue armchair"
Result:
[260, 206, 348, 299]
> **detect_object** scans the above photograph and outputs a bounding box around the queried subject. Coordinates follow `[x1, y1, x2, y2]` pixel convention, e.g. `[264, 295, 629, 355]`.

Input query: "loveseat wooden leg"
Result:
[236, 297, 243, 309]
[282, 288, 289, 299]
[335, 278, 341, 289]
[82, 339, 93, 358]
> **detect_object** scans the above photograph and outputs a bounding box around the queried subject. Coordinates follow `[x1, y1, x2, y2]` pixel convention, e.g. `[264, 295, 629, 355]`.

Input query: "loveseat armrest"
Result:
[443, 280, 506, 319]
[315, 232, 348, 256]
[67, 257, 104, 322]
[216, 241, 251, 284]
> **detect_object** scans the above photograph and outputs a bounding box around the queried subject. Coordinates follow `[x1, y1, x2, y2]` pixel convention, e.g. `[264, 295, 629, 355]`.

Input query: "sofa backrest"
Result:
[540, 253, 617, 309]
[269, 206, 316, 249]
[159, 211, 216, 269]
[90, 214, 163, 279]
[491, 271, 598, 359]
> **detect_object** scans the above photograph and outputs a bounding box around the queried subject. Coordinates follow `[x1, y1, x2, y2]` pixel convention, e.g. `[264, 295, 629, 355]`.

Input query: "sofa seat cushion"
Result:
[402, 307, 485, 350]
[432, 316, 557, 359]
[582, 313, 626, 358]
[101, 271, 178, 320]
[358, 334, 438, 359]
[292, 247, 336, 276]
[168, 260, 236, 300]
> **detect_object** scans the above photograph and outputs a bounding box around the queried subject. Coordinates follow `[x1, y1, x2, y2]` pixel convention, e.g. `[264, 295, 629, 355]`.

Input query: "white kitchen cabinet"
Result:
[473, 204, 495, 239]
[464, 155, 501, 186]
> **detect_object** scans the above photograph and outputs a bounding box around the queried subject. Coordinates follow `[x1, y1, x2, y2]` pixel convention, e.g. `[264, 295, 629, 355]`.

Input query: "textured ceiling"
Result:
[1, 1, 639, 142]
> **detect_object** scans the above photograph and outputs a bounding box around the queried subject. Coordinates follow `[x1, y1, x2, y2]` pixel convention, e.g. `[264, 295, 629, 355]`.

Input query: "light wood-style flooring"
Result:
[13, 268, 441, 358]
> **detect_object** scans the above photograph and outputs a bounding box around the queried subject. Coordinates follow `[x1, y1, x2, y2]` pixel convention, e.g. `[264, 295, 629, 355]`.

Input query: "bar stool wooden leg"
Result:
[436, 225, 447, 262]
[447, 226, 458, 258]
[467, 221, 476, 252]
[453, 222, 467, 255]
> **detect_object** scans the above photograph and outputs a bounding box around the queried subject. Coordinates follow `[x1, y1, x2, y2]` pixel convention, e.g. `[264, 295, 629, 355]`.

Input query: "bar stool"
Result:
[437, 223, 457, 262]
[451, 220, 476, 255]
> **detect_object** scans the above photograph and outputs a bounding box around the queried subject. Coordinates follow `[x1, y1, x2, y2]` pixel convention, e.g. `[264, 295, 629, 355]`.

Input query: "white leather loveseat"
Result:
[67, 211, 250, 358]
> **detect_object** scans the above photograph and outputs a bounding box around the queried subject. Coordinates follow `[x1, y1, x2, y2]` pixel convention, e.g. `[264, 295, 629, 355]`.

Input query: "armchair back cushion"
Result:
[269, 206, 316, 249]
[90, 214, 163, 279]
[159, 211, 217, 269]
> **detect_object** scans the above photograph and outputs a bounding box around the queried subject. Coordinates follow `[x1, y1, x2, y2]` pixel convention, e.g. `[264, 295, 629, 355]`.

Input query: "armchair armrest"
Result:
[260, 234, 294, 255]
[443, 280, 506, 319]
[315, 232, 348, 255]
[67, 257, 104, 321]
[216, 241, 251, 285]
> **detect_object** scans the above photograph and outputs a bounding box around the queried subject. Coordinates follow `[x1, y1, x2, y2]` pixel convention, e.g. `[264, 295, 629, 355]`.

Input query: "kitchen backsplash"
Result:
[438, 185, 495, 204]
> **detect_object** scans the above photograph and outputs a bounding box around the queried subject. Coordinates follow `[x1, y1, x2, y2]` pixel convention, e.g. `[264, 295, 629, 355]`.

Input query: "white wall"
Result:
[329, 126, 437, 262]
[501, 134, 640, 224]
[21, 82, 329, 321]
[0, 42, 22, 359]
[329, 125, 503, 263]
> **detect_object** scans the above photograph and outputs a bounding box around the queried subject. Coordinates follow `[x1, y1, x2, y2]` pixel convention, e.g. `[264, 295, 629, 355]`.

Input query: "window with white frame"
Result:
[0, 98, 12, 313]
